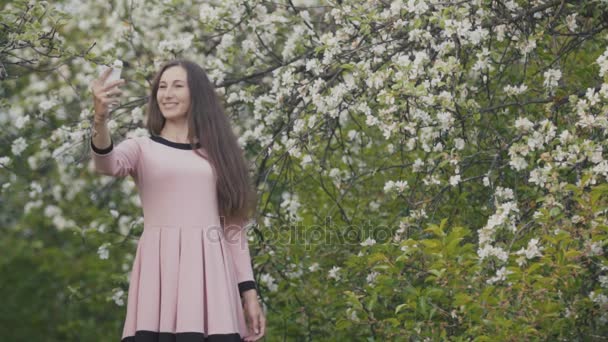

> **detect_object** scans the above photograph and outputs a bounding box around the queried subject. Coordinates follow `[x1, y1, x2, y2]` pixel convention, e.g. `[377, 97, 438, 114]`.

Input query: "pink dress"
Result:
[90, 134, 257, 342]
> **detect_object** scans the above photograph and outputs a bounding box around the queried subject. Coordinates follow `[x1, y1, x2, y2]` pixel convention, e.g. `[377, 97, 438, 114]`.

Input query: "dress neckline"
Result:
[150, 135, 201, 150]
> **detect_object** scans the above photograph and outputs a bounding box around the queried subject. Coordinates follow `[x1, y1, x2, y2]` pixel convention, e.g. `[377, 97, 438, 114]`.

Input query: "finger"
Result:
[252, 315, 260, 335]
[245, 314, 253, 335]
[246, 317, 255, 335]
[101, 97, 120, 105]
[254, 313, 262, 335]
[99, 67, 113, 82]
[101, 78, 126, 92]
[103, 98, 120, 108]
[255, 315, 264, 338]
[259, 314, 266, 335]
[95, 88, 122, 100]
[105, 89, 123, 98]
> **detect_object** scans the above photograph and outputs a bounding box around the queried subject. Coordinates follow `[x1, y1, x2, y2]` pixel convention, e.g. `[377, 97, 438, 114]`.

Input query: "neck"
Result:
[160, 119, 195, 143]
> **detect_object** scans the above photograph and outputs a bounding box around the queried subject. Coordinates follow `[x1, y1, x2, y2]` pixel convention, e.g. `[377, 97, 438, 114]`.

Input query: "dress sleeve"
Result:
[223, 217, 257, 297]
[90, 137, 141, 179]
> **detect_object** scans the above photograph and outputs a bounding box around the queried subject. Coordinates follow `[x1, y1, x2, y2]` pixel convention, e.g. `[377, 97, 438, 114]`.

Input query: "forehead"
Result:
[160, 66, 188, 82]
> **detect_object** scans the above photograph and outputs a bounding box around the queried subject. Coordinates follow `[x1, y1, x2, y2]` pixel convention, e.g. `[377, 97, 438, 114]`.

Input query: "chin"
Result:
[161, 111, 188, 120]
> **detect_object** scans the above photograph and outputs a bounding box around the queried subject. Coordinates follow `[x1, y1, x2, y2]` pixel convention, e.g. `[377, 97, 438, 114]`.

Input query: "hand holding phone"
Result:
[91, 60, 125, 120]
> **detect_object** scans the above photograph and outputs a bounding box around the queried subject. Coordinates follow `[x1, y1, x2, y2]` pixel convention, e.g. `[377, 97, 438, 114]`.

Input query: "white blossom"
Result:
[384, 180, 409, 193]
[39, 99, 57, 111]
[260, 273, 278, 292]
[394, 180, 408, 192]
[413, 158, 424, 172]
[97, 243, 110, 260]
[585, 240, 604, 257]
[515, 117, 535, 131]
[543, 69, 562, 90]
[280, 192, 301, 221]
[599, 275, 608, 289]
[366, 271, 379, 284]
[515, 238, 544, 266]
[566, 13, 578, 32]
[410, 209, 427, 220]
[454, 138, 465, 150]
[0, 156, 11, 167]
[589, 291, 608, 305]
[449, 174, 461, 186]
[597, 47, 608, 77]
[328, 266, 341, 280]
[360, 237, 376, 247]
[158, 34, 194, 53]
[308, 262, 320, 272]
[15, 114, 30, 129]
[11, 137, 28, 156]
[509, 153, 528, 171]
[477, 244, 509, 262]
[436, 111, 454, 131]
[369, 200, 380, 211]
[483, 176, 490, 187]
[111, 288, 124, 306]
[504, 84, 528, 96]
[486, 266, 513, 284]
[199, 3, 220, 22]
[301, 155, 313, 168]
[519, 38, 536, 55]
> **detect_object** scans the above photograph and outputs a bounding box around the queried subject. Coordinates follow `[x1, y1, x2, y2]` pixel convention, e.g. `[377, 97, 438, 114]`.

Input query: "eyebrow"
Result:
[159, 80, 186, 84]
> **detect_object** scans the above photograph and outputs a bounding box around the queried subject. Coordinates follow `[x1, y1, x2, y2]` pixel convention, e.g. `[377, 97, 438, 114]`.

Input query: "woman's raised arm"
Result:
[89, 67, 140, 178]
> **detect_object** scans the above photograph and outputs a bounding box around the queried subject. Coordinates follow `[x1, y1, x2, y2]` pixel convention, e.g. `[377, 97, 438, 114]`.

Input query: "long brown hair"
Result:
[146, 59, 256, 226]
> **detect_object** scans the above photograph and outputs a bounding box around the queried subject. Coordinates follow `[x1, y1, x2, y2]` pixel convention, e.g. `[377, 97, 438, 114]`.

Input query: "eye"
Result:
[159, 85, 166, 89]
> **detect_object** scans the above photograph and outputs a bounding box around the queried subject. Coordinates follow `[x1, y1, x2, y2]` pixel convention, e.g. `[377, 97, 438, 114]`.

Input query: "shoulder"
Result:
[112, 130, 151, 153]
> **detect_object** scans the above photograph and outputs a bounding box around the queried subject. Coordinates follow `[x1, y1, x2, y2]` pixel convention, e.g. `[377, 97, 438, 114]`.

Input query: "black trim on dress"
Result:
[238, 281, 257, 297]
[150, 135, 201, 150]
[91, 138, 114, 155]
[121, 330, 244, 342]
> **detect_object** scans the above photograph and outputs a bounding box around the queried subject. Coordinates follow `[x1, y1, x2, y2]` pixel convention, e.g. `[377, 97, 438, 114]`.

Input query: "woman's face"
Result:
[157, 66, 191, 120]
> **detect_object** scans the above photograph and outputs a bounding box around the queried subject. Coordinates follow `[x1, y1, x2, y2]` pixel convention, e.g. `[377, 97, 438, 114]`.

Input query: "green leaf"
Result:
[418, 296, 428, 316]
[395, 303, 408, 314]
[344, 290, 364, 310]
[367, 252, 388, 266]
[454, 293, 472, 306]
[420, 239, 441, 250]
[591, 184, 608, 205]
[340, 63, 355, 71]
[428, 268, 446, 278]
[335, 318, 351, 330]
[549, 207, 561, 217]
[383, 318, 400, 327]
[425, 225, 445, 238]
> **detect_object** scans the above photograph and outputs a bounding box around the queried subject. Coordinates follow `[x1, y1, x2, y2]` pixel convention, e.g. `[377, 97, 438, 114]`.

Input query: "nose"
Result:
[164, 85, 175, 99]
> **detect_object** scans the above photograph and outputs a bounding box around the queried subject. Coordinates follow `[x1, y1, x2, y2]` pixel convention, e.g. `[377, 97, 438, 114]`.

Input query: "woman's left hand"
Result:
[242, 290, 265, 341]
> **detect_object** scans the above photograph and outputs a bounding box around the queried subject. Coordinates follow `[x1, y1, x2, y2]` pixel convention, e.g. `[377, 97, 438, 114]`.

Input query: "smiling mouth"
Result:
[163, 103, 179, 108]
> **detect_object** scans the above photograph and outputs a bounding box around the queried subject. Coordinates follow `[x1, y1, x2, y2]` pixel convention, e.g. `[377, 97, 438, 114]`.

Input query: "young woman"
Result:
[90, 59, 266, 342]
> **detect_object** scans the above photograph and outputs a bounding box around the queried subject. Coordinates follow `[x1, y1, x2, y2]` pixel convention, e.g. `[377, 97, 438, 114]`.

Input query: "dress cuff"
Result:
[238, 281, 257, 296]
[91, 137, 114, 155]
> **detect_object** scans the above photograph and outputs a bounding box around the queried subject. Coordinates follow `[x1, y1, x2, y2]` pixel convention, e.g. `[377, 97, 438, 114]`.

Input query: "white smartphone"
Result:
[98, 60, 123, 85]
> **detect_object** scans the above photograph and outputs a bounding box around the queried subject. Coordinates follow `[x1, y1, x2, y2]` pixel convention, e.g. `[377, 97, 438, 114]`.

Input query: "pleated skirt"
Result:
[120, 226, 249, 342]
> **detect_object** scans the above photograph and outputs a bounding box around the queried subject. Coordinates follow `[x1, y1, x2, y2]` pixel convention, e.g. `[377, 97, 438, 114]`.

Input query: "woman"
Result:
[90, 59, 266, 342]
